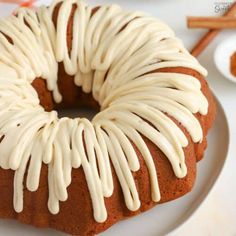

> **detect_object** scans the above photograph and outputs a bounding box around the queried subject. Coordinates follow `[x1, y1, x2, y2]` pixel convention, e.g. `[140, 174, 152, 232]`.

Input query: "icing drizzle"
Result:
[0, 0, 208, 223]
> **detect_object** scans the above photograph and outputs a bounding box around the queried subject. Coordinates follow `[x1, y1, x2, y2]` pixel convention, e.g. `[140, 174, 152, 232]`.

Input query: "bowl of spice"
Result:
[214, 34, 236, 83]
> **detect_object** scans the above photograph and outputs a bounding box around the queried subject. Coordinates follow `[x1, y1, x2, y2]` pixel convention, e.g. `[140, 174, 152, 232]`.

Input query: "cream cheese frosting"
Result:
[0, 0, 208, 223]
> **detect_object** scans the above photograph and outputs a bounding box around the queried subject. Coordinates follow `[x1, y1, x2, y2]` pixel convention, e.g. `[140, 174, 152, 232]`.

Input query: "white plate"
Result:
[0, 98, 229, 236]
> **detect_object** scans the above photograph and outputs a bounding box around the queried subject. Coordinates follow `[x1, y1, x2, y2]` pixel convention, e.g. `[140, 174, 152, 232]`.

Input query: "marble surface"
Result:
[0, 0, 235, 236]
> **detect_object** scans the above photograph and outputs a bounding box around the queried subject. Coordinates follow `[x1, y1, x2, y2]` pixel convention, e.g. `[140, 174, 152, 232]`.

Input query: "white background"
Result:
[0, 0, 236, 235]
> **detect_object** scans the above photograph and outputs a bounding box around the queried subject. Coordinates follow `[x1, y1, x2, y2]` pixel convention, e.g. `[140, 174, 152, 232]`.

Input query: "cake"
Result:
[0, 0, 216, 235]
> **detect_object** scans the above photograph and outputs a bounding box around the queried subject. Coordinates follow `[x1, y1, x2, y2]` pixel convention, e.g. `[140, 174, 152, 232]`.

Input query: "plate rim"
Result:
[167, 96, 230, 236]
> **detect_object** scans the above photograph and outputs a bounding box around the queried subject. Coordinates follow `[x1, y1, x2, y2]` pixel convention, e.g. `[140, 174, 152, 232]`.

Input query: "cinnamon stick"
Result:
[188, 16, 236, 29]
[191, 2, 236, 57]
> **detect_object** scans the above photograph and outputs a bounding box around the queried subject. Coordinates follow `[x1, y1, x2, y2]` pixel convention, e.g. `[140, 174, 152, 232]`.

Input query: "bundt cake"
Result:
[0, 0, 216, 235]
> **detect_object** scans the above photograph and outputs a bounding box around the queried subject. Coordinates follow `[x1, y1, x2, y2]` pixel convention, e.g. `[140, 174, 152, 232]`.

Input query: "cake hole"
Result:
[55, 106, 98, 120]
[32, 75, 100, 120]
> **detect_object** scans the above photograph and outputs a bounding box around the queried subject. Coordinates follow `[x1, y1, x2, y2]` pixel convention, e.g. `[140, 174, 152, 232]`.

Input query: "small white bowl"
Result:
[214, 34, 236, 84]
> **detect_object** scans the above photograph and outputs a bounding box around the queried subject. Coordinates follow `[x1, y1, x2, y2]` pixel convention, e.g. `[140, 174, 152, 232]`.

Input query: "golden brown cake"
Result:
[0, 0, 216, 235]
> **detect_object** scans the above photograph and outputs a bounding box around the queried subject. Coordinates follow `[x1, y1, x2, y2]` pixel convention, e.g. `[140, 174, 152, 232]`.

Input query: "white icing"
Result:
[0, 0, 209, 223]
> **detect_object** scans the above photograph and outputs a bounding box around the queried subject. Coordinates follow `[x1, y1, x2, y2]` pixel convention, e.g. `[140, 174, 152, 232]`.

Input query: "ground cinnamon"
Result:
[230, 51, 236, 77]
